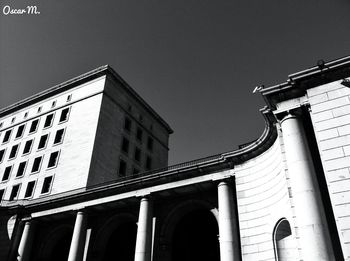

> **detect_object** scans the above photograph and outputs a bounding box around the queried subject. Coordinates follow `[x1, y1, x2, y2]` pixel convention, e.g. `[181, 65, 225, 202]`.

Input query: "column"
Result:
[281, 113, 335, 260]
[217, 180, 240, 261]
[134, 197, 153, 261]
[17, 220, 35, 261]
[68, 211, 88, 261]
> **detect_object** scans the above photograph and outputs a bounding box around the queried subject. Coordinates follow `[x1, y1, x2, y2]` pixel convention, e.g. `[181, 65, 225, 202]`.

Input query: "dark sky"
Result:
[1, 0, 350, 164]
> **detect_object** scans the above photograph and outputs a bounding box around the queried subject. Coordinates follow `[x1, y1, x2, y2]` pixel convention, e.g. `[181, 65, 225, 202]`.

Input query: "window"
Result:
[15, 124, 25, 138]
[41, 176, 53, 194]
[124, 117, 131, 132]
[2, 166, 12, 181]
[38, 134, 49, 150]
[0, 189, 4, 202]
[24, 112, 28, 119]
[147, 137, 153, 152]
[31, 156, 43, 173]
[134, 147, 141, 162]
[59, 108, 70, 123]
[44, 114, 54, 128]
[121, 137, 129, 154]
[11, 117, 15, 123]
[9, 184, 20, 201]
[136, 127, 143, 142]
[16, 161, 27, 178]
[29, 119, 39, 133]
[54, 129, 65, 144]
[118, 159, 127, 176]
[0, 122, 3, 128]
[37, 106, 42, 113]
[47, 151, 60, 168]
[9, 144, 19, 159]
[146, 156, 152, 170]
[3, 129, 12, 143]
[23, 139, 33, 155]
[24, 181, 36, 198]
[51, 101, 56, 108]
[67, 94, 72, 102]
[0, 149, 5, 163]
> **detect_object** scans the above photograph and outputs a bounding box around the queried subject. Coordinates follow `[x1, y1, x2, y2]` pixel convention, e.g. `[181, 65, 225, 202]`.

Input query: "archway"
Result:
[102, 220, 137, 261]
[91, 213, 138, 261]
[171, 209, 220, 261]
[39, 225, 73, 261]
[273, 218, 298, 260]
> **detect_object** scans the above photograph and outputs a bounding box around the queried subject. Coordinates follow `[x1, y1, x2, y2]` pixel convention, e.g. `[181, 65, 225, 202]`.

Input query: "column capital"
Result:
[216, 177, 235, 188]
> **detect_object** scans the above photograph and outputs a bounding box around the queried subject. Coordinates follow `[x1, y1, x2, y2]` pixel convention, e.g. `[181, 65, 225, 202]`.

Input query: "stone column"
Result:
[280, 113, 335, 260]
[217, 180, 240, 261]
[68, 211, 88, 261]
[134, 197, 153, 261]
[17, 220, 35, 261]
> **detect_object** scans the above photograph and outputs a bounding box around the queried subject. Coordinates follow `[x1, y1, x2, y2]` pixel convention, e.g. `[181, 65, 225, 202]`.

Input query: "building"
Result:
[0, 56, 350, 261]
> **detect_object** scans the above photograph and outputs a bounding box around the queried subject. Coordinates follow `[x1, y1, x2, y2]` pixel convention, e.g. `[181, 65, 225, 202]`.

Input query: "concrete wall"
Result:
[235, 138, 299, 261]
[0, 76, 105, 200]
[307, 78, 350, 260]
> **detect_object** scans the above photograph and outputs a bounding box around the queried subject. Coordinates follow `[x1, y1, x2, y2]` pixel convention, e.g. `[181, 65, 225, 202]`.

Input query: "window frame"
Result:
[47, 151, 60, 169]
[28, 119, 40, 134]
[22, 139, 34, 155]
[37, 134, 49, 151]
[31, 156, 43, 174]
[9, 183, 21, 201]
[16, 161, 27, 178]
[59, 107, 71, 123]
[41, 175, 54, 195]
[2, 165, 13, 182]
[2, 129, 12, 144]
[24, 180, 36, 198]
[15, 124, 26, 139]
[0, 148, 6, 163]
[8, 144, 20, 160]
[43, 113, 55, 129]
[53, 128, 65, 145]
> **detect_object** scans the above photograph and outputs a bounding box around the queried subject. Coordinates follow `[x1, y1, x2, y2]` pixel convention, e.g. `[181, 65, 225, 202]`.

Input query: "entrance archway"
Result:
[171, 209, 220, 261]
[102, 220, 137, 261]
[39, 225, 73, 261]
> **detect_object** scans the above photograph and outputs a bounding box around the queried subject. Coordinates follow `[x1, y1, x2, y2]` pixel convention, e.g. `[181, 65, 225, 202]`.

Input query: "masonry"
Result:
[0, 56, 350, 261]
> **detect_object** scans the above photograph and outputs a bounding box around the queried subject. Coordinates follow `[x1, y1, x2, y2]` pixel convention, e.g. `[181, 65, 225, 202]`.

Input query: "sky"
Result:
[1, 0, 350, 165]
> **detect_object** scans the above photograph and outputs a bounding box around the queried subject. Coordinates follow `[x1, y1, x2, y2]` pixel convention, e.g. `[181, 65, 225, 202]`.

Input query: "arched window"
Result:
[273, 218, 298, 261]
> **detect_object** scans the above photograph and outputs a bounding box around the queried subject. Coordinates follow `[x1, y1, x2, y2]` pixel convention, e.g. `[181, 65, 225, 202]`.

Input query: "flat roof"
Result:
[0, 65, 173, 134]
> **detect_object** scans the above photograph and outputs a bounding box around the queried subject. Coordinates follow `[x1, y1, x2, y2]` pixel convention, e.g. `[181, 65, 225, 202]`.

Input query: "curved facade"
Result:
[1, 56, 350, 260]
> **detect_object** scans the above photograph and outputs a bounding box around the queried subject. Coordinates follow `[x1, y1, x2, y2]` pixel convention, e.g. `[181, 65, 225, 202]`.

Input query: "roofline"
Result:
[259, 55, 350, 109]
[0, 65, 173, 134]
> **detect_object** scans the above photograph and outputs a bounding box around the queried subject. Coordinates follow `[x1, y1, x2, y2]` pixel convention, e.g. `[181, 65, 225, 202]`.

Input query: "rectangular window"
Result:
[2, 166, 12, 181]
[59, 108, 70, 123]
[31, 156, 43, 173]
[15, 124, 25, 138]
[23, 139, 33, 155]
[9, 184, 20, 201]
[118, 159, 127, 176]
[29, 119, 39, 133]
[44, 114, 54, 128]
[47, 151, 60, 168]
[24, 112, 28, 119]
[24, 181, 36, 198]
[3, 129, 12, 143]
[16, 161, 27, 178]
[11, 117, 15, 123]
[9, 144, 19, 160]
[41, 176, 53, 194]
[136, 127, 143, 142]
[38, 134, 49, 150]
[37, 106, 42, 113]
[147, 137, 153, 152]
[51, 101, 56, 108]
[0, 189, 4, 202]
[146, 156, 152, 170]
[54, 129, 65, 144]
[67, 94, 72, 102]
[124, 117, 131, 132]
[0, 149, 5, 163]
[134, 147, 141, 162]
[121, 137, 129, 154]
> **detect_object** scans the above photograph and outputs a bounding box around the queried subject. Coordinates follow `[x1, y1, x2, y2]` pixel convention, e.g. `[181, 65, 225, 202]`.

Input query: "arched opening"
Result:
[39, 225, 73, 261]
[102, 220, 137, 261]
[171, 209, 220, 261]
[273, 218, 298, 261]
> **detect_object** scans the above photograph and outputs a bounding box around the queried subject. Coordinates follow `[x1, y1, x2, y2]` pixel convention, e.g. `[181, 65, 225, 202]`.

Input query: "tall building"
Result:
[1, 56, 350, 261]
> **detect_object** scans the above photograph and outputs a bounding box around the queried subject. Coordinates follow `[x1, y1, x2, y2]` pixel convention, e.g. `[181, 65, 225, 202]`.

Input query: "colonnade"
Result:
[11, 180, 241, 261]
[10, 111, 337, 261]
